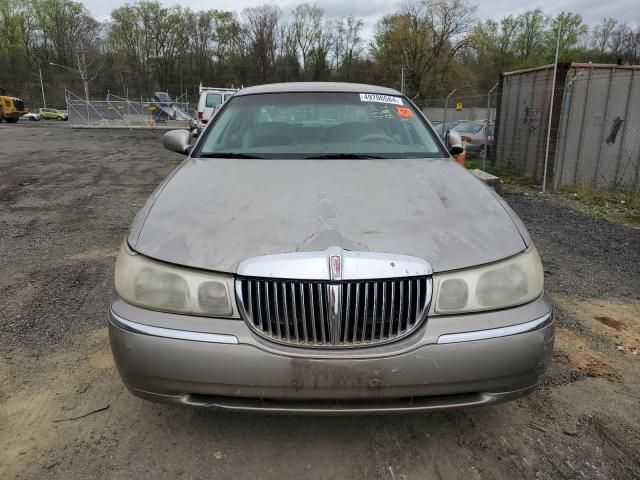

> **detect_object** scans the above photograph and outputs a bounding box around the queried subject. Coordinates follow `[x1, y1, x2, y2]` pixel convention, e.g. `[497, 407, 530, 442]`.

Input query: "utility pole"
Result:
[50, 44, 97, 125]
[49, 56, 93, 99]
[76, 43, 90, 103]
[401, 66, 405, 94]
[39, 68, 47, 108]
[542, 24, 562, 193]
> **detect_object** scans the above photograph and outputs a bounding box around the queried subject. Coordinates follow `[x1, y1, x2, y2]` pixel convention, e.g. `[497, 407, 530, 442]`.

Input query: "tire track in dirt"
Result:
[2, 125, 640, 480]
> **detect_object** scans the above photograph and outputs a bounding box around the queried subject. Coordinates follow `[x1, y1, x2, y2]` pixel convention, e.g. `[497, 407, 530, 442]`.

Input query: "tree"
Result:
[591, 18, 617, 53]
[0, 0, 33, 92]
[330, 16, 364, 80]
[468, 15, 519, 85]
[513, 9, 548, 61]
[3, 0, 634, 110]
[307, 18, 333, 80]
[291, 3, 323, 76]
[185, 9, 239, 85]
[31, 0, 99, 66]
[371, 0, 477, 97]
[545, 12, 588, 61]
[241, 5, 281, 84]
[612, 24, 640, 62]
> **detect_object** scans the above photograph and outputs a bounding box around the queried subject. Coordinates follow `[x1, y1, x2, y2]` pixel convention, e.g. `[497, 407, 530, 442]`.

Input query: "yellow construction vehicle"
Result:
[0, 88, 28, 123]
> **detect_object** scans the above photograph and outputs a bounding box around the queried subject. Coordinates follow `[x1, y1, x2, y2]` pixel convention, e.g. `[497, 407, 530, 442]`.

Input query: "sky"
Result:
[83, 0, 639, 38]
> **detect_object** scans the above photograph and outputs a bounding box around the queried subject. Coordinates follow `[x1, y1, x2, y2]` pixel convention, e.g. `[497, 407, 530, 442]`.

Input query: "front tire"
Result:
[5, 117, 18, 123]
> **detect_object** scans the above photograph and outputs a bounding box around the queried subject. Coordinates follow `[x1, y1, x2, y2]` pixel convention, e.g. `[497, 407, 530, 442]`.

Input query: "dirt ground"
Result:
[1, 122, 639, 480]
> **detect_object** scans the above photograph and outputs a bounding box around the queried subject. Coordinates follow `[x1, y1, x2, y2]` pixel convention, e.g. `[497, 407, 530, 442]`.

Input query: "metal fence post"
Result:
[593, 69, 614, 187]
[542, 25, 562, 193]
[64, 89, 69, 128]
[553, 71, 577, 192]
[441, 89, 456, 140]
[614, 70, 634, 185]
[485, 83, 498, 170]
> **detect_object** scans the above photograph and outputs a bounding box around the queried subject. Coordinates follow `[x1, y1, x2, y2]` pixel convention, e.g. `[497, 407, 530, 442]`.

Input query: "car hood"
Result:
[129, 157, 527, 273]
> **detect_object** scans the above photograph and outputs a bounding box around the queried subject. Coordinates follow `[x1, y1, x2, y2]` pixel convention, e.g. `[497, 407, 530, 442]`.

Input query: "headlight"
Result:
[114, 243, 238, 317]
[434, 247, 544, 314]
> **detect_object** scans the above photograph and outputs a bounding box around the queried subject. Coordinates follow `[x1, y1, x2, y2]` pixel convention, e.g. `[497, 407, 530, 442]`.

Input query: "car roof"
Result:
[457, 121, 486, 125]
[235, 82, 402, 96]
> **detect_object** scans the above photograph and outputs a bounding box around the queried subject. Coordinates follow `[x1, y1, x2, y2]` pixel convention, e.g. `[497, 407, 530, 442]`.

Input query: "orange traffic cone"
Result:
[455, 140, 467, 167]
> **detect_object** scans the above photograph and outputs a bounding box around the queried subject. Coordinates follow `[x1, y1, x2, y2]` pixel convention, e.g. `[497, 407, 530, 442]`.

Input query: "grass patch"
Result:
[557, 186, 640, 210]
[555, 186, 640, 226]
[465, 158, 538, 189]
[466, 161, 640, 226]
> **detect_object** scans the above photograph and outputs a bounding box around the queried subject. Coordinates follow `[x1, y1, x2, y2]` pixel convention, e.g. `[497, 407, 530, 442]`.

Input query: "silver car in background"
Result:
[109, 82, 553, 414]
[453, 120, 494, 157]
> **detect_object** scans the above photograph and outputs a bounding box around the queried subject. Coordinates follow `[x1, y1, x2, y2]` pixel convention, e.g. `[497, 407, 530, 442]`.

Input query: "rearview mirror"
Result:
[445, 130, 464, 156]
[163, 129, 192, 155]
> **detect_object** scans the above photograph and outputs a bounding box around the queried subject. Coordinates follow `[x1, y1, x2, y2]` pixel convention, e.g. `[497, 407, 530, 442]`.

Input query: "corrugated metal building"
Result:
[494, 63, 640, 190]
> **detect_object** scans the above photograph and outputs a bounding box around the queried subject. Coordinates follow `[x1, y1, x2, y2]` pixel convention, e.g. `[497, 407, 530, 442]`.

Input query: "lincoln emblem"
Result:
[330, 255, 341, 281]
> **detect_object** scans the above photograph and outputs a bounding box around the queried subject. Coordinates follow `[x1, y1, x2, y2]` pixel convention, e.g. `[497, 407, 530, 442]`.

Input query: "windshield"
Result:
[433, 121, 461, 134]
[206, 93, 223, 108]
[454, 123, 484, 134]
[196, 92, 444, 159]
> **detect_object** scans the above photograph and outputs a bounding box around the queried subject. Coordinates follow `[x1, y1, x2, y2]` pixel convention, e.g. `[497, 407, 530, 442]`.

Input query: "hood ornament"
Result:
[330, 255, 341, 280]
[327, 246, 343, 281]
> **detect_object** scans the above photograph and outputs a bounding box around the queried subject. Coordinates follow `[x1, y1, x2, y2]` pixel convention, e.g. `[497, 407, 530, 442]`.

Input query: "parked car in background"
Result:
[194, 84, 238, 134]
[453, 121, 494, 157]
[39, 108, 68, 120]
[109, 82, 553, 414]
[432, 120, 467, 136]
[22, 112, 41, 121]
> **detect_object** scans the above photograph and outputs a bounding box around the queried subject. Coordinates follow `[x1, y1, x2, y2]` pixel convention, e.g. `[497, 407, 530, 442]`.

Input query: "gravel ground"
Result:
[1, 123, 639, 479]
[508, 192, 640, 299]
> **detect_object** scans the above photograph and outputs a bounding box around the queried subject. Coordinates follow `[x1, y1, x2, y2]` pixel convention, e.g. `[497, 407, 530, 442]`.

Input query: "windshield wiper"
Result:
[304, 153, 385, 159]
[198, 152, 265, 159]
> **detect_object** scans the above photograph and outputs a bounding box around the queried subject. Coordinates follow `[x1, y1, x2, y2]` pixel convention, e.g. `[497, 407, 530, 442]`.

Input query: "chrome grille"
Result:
[236, 277, 431, 347]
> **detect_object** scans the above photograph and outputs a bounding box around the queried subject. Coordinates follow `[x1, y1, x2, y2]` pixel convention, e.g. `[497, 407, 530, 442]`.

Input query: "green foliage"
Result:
[467, 9, 592, 90]
[1, 0, 638, 109]
[0, 0, 33, 94]
[545, 12, 588, 61]
[371, 0, 477, 99]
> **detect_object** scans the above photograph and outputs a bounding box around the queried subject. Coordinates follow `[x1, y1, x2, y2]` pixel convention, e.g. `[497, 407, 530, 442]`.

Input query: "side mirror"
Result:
[163, 129, 192, 155]
[445, 130, 464, 156]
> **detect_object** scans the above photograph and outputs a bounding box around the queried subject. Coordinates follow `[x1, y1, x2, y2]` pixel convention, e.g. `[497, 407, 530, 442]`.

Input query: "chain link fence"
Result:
[421, 91, 497, 169]
[553, 66, 640, 191]
[423, 64, 640, 196]
[65, 90, 195, 129]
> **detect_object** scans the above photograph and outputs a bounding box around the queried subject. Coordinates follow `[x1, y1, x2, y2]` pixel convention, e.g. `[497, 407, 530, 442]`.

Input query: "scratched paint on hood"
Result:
[129, 157, 527, 273]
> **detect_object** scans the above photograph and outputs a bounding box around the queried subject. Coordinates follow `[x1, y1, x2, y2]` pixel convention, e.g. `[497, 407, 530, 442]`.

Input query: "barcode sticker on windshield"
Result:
[359, 93, 403, 105]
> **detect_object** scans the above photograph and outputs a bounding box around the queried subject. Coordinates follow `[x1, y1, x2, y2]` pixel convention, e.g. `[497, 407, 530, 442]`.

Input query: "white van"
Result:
[194, 84, 238, 134]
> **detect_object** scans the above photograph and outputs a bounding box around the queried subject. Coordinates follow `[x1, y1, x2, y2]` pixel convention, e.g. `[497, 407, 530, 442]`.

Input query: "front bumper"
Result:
[108, 296, 554, 413]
